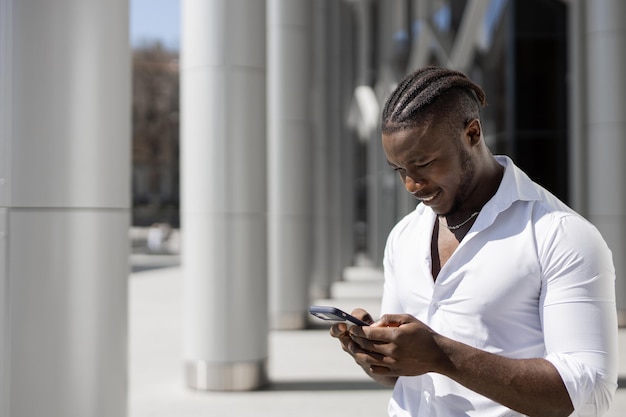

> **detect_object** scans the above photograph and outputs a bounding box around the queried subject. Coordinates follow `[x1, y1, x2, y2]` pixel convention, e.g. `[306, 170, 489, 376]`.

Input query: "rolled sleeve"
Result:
[546, 352, 617, 417]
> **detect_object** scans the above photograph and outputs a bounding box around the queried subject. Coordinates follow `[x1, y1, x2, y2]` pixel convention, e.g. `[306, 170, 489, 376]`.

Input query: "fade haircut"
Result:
[382, 66, 487, 135]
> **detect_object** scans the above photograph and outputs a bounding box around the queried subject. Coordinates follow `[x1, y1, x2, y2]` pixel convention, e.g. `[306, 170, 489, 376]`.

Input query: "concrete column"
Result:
[331, 0, 357, 279]
[180, 0, 268, 390]
[309, 0, 333, 299]
[325, 1, 358, 275]
[585, 0, 626, 320]
[566, 0, 588, 215]
[348, 0, 380, 265]
[268, 0, 313, 329]
[368, 0, 397, 267]
[387, 0, 418, 220]
[324, 0, 356, 276]
[0, 0, 129, 415]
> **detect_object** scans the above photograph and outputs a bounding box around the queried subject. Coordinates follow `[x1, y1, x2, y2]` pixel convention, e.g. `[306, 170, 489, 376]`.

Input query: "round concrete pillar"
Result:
[180, 0, 268, 390]
[585, 0, 626, 321]
[0, 0, 130, 414]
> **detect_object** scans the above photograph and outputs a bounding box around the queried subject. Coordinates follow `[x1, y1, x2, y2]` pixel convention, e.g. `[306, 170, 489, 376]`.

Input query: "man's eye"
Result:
[415, 160, 434, 169]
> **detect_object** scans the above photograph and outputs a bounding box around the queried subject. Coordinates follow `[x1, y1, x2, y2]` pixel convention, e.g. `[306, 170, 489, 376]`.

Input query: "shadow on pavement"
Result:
[264, 380, 392, 391]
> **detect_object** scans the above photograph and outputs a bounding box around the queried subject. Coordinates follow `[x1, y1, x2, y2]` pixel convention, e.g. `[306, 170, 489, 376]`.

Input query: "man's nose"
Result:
[404, 175, 425, 194]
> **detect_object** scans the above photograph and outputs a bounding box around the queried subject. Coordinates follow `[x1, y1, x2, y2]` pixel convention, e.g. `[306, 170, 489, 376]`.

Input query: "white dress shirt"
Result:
[382, 156, 618, 417]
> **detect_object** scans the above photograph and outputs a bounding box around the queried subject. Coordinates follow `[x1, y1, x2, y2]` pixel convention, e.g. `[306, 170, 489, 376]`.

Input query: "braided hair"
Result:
[382, 66, 487, 135]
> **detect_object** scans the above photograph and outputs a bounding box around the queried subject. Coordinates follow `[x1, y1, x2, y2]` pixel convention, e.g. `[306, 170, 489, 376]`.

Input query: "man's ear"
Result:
[466, 118, 482, 146]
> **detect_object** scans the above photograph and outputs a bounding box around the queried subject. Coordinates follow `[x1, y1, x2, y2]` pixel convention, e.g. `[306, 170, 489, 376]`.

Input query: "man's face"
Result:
[382, 122, 476, 217]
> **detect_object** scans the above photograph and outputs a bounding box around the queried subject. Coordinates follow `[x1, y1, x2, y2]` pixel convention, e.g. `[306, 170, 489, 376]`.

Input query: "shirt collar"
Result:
[492, 155, 541, 208]
[466, 155, 540, 234]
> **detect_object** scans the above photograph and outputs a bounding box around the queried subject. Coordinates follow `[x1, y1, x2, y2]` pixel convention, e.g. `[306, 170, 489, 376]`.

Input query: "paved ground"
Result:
[129, 256, 626, 417]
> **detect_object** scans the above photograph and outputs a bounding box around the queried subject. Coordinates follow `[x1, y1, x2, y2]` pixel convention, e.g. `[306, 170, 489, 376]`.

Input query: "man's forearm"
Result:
[433, 334, 574, 417]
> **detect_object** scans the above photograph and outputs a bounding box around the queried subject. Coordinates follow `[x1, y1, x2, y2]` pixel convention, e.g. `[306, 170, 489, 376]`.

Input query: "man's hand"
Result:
[329, 308, 397, 387]
[348, 314, 449, 377]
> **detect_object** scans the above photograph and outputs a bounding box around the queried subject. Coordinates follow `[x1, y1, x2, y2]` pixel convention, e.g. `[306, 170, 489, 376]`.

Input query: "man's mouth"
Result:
[415, 190, 440, 203]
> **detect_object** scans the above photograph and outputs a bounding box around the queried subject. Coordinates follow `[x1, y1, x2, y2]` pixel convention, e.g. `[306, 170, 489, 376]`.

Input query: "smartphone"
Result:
[308, 306, 370, 327]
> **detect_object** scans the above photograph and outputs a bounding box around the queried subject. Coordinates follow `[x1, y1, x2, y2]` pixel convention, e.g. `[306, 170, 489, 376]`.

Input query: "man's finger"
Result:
[350, 323, 398, 344]
[330, 322, 348, 338]
[374, 314, 414, 327]
[351, 308, 375, 324]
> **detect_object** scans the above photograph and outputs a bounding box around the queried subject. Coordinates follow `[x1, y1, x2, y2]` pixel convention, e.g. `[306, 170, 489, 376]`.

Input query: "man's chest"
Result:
[393, 224, 544, 330]
[430, 222, 469, 280]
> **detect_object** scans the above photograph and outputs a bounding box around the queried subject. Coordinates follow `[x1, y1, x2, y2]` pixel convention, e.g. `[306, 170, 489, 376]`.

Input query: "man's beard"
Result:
[445, 146, 475, 217]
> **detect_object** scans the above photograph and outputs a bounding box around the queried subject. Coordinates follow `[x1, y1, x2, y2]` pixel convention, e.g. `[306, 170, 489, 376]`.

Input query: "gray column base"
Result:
[618, 310, 626, 328]
[185, 359, 268, 391]
[270, 311, 307, 330]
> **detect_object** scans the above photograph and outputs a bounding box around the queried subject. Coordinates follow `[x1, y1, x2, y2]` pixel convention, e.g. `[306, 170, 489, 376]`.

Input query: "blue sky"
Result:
[130, 0, 180, 50]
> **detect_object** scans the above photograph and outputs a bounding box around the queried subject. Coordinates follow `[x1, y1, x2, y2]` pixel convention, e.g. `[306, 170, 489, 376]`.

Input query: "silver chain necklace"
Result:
[439, 211, 479, 230]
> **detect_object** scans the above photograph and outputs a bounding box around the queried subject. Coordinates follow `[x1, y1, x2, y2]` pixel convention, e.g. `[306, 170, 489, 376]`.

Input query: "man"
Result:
[331, 66, 618, 416]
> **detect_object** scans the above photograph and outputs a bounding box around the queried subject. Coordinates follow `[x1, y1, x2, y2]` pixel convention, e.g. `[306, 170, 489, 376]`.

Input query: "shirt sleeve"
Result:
[539, 214, 618, 417]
